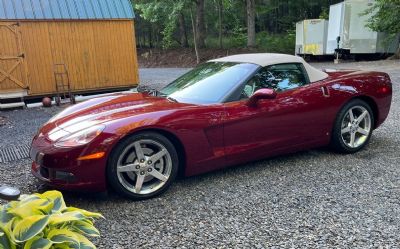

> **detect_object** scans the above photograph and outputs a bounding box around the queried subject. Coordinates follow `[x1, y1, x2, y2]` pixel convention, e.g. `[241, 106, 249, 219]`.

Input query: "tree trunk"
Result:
[148, 23, 153, 48]
[137, 30, 142, 48]
[218, 0, 223, 49]
[179, 13, 189, 48]
[388, 43, 400, 60]
[191, 9, 200, 64]
[246, 0, 256, 48]
[195, 0, 206, 48]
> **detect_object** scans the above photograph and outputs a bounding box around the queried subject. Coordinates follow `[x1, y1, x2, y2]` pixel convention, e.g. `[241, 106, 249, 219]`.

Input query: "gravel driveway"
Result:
[0, 60, 399, 248]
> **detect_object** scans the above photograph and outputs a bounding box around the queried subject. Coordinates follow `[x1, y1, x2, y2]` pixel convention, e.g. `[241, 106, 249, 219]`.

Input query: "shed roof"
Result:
[0, 0, 135, 20]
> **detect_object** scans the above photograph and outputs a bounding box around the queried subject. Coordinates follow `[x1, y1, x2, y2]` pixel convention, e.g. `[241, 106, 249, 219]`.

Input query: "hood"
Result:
[41, 93, 191, 136]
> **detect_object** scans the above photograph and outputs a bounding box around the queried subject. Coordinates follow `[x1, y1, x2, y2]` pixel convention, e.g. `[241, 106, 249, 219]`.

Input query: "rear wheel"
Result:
[331, 99, 374, 153]
[107, 132, 179, 200]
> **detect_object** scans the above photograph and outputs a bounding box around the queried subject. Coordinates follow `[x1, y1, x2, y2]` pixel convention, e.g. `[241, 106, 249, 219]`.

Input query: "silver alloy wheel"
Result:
[340, 105, 372, 148]
[116, 139, 172, 195]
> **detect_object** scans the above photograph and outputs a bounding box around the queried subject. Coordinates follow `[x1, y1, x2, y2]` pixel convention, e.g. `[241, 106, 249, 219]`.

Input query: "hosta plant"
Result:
[0, 190, 103, 249]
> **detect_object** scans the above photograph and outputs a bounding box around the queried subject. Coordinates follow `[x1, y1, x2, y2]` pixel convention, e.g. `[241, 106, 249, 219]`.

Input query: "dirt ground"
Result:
[136, 48, 397, 68]
[137, 48, 264, 68]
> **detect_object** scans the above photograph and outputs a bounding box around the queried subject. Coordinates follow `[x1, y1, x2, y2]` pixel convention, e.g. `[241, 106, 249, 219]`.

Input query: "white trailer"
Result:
[326, 0, 399, 57]
[295, 19, 329, 56]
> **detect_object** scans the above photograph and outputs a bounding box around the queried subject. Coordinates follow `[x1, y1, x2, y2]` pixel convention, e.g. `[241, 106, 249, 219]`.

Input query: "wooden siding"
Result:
[0, 22, 28, 92]
[0, 20, 138, 96]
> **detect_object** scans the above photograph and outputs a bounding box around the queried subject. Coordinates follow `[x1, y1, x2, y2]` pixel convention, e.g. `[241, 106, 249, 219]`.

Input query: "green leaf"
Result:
[13, 215, 50, 242]
[72, 220, 100, 237]
[52, 243, 75, 249]
[37, 191, 66, 213]
[0, 202, 18, 225]
[47, 229, 79, 245]
[74, 233, 96, 249]
[0, 225, 15, 249]
[0, 210, 14, 227]
[64, 208, 104, 219]
[19, 194, 42, 204]
[24, 236, 53, 249]
[48, 211, 87, 226]
[10, 199, 52, 218]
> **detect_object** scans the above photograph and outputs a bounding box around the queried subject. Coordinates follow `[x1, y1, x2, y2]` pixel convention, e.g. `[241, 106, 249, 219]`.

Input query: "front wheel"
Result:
[331, 99, 374, 153]
[107, 132, 179, 200]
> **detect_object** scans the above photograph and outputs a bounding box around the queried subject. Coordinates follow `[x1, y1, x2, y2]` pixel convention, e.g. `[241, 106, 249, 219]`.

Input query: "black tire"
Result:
[331, 99, 374, 153]
[107, 132, 179, 200]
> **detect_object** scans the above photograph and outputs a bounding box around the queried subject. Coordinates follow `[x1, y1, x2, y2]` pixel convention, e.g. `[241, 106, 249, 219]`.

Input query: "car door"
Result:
[223, 63, 333, 165]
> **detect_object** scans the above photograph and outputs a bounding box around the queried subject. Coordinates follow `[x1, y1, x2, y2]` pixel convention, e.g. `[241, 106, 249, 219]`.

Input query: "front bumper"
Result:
[31, 161, 105, 191]
[30, 133, 115, 192]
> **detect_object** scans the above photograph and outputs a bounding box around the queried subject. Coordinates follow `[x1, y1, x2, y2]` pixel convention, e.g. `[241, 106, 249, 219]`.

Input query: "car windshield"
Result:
[159, 62, 259, 104]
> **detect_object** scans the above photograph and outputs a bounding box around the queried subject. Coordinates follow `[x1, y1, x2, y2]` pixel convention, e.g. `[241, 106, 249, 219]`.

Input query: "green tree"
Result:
[364, 0, 400, 59]
[132, 0, 342, 52]
[134, 0, 207, 49]
[135, 0, 186, 48]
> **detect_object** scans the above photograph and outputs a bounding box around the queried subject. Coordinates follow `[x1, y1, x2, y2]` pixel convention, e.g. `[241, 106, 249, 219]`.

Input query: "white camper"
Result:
[326, 0, 398, 56]
[296, 19, 329, 56]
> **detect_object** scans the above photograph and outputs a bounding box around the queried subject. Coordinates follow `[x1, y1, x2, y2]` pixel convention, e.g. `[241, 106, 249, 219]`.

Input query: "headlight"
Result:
[54, 125, 105, 148]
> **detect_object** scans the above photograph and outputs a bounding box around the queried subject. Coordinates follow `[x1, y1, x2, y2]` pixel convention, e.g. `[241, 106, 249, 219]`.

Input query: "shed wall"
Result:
[0, 20, 138, 96]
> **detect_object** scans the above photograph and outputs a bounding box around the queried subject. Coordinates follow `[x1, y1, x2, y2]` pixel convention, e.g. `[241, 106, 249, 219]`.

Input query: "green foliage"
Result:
[256, 31, 295, 54]
[204, 31, 295, 54]
[135, 0, 188, 48]
[0, 191, 103, 249]
[319, 7, 329, 20]
[134, 0, 342, 51]
[363, 0, 400, 35]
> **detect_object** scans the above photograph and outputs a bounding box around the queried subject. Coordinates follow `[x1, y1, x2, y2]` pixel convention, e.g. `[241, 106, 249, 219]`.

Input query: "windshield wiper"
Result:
[167, 96, 179, 103]
[137, 85, 177, 102]
[137, 85, 161, 96]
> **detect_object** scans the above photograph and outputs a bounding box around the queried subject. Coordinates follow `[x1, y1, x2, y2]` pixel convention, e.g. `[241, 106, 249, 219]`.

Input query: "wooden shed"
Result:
[0, 0, 138, 103]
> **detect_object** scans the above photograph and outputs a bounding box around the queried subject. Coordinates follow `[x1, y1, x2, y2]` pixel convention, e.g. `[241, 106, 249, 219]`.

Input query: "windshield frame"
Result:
[159, 62, 260, 105]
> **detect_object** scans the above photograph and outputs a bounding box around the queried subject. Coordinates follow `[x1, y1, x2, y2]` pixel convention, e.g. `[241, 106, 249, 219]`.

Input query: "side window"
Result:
[266, 63, 309, 91]
[240, 63, 309, 99]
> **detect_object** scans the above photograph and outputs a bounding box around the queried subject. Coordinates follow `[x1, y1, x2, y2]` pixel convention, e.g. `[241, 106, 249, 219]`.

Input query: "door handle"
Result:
[321, 86, 330, 97]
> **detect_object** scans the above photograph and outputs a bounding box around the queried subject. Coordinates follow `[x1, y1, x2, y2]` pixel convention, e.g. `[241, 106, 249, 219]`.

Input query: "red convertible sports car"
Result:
[30, 54, 392, 200]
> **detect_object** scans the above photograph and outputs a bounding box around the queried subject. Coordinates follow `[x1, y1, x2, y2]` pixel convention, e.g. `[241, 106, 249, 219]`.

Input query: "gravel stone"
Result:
[0, 60, 399, 248]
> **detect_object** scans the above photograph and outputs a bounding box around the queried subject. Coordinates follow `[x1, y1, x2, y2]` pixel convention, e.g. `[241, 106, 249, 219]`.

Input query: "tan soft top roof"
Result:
[209, 53, 328, 83]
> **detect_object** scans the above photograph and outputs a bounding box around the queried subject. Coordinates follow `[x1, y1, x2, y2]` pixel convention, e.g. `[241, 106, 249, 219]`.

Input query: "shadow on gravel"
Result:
[41, 147, 340, 204]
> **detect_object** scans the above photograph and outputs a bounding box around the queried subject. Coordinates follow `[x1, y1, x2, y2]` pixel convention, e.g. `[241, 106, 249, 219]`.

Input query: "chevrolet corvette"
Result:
[30, 54, 392, 200]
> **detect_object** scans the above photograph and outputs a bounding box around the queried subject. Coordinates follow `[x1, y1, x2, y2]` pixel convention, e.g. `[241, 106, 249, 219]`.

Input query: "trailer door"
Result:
[327, 3, 344, 55]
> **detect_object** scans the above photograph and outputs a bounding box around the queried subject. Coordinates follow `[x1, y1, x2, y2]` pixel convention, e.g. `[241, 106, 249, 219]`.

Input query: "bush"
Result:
[0, 191, 103, 249]
[256, 31, 295, 54]
[205, 31, 295, 54]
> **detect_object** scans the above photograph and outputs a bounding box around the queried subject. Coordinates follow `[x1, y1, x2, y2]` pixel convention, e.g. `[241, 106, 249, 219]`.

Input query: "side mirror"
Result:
[247, 89, 277, 107]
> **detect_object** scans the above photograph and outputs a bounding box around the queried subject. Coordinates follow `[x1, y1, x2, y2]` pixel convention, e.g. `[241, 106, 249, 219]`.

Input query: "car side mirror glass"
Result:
[247, 89, 277, 107]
